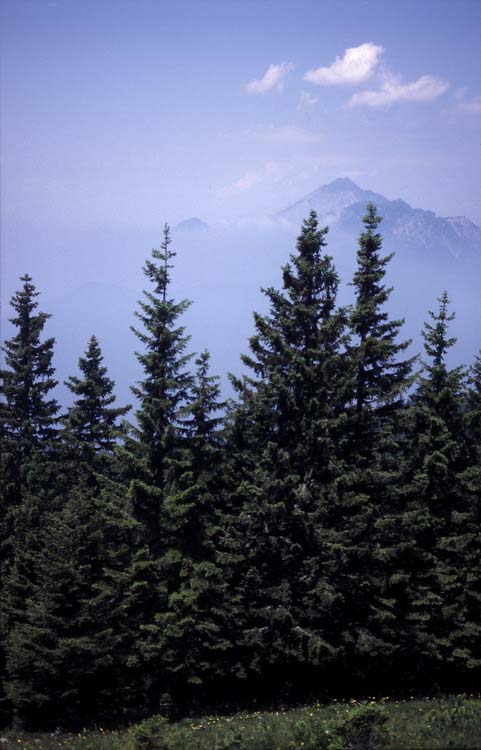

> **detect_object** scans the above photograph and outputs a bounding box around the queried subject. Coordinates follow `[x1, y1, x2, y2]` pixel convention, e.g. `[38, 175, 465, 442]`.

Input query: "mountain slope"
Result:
[276, 177, 481, 261]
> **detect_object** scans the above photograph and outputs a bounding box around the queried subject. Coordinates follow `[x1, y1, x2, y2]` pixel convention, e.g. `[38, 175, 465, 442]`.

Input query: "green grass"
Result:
[3, 695, 481, 749]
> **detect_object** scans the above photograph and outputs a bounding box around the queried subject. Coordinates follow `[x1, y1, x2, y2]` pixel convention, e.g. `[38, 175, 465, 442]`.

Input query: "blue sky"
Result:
[2, 0, 481, 230]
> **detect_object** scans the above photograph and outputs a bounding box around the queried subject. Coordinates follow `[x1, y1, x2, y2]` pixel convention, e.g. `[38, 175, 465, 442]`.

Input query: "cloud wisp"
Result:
[348, 72, 449, 107]
[245, 62, 294, 94]
[298, 91, 319, 108]
[304, 43, 384, 85]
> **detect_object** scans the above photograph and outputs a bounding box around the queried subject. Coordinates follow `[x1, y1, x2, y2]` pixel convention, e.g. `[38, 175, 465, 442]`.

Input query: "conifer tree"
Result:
[394, 292, 467, 683]
[123, 224, 195, 711]
[0, 275, 58, 456]
[0, 276, 59, 723]
[226, 211, 349, 685]
[348, 203, 414, 455]
[338, 204, 414, 681]
[156, 350, 230, 705]
[128, 224, 193, 551]
[63, 334, 130, 479]
[0, 274, 59, 533]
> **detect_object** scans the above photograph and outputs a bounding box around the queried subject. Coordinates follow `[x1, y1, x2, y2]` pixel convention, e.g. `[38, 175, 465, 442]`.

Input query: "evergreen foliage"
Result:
[0, 275, 59, 565]
[457, 353, 481, 671]
[1, 209, 480, 728]
[0, 274, 58, 455]
[226, 211, 349, 685]
[123, 224, 208, 711]
[128, 224, 193, 550]
[0, 276, 59, 724]
[335, 204, 415, 681]
[394, 293, 468, 680]
[63, 334, 130, 475]
[155, 350, 230, 705]
[3, 481, 139, 727]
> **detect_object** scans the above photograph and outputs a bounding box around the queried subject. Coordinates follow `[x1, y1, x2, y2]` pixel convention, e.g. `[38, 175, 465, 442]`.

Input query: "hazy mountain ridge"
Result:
[174, 217, 210, 233]
[276, 177, 481, 261]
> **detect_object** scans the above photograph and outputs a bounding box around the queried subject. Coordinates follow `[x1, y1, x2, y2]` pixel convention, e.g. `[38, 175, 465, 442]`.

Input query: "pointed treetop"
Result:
[423, 291, 457, 367]
[362, 202, 383, 233]
[1, 274, 58, 447]
[142, 223, 176, 301]
[417, 291, 465, 422]
[8, 274, 49, 329]
[64, 334, 129, 455]
[296, 209, 327, 254]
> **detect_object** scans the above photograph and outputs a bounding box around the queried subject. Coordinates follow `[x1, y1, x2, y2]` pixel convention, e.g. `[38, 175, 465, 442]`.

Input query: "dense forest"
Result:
[1, 204, 480, 730]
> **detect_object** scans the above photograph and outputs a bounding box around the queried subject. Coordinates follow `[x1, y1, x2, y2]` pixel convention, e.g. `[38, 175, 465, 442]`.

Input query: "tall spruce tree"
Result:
[124, 224, 195, 712]
[129, 224, 193, 551]
[0, 276, 59, 724]
[0, 274, 59, 535]
[348, 203, 413, 455]
[225, 211, 349, 689]
[339, 204, 414, 683]
[0, 275, 58, 456]
[394, 292, 468, 684]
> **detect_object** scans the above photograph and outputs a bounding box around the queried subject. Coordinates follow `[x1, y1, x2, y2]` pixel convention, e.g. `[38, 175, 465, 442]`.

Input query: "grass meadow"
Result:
[2, 695, 481, 749]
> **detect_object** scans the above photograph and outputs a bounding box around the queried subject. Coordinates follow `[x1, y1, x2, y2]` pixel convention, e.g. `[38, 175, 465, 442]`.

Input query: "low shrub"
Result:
[335, 705, 388, 750]
[293, 714, 334, 749]
[123, 715, 171, 750]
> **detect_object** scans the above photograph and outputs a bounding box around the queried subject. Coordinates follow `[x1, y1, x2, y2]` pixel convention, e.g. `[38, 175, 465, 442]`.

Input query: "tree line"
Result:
[0, 205, 480, 729]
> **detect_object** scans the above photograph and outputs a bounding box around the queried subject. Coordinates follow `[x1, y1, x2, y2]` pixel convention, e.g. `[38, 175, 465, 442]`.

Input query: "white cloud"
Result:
[348, 73, 449, 107]
[298, 91, 319, 108]
[245, 62, 294, 94]
[304, 42, 384, 86]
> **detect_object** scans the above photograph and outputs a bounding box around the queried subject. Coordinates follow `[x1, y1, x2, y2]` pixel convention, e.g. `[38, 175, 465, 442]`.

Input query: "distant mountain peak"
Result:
[174, 217, 210, 233]
[276, 177, 384, 227]
[326, 176, 360, 190]
[276, 178, 481, 262]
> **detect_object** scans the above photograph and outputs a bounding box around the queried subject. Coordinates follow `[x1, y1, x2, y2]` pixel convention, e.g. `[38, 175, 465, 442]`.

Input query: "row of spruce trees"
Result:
[1, 206, 480, 729]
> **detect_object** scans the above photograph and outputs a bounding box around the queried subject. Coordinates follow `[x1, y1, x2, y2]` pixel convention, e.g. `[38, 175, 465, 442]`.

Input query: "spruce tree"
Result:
[0, 276, 59, 724]
[123, 224, 195, 712]
[129, 224, 193, 551]
[339, 204, 414, 682]
[156, 350, 230, 706]
[395, 292, 467, 684]
[0, 274, 59, 534]
[348, 203, 413, 455]
[0, 275, 58, 456]
[63, 334, 130, 479]
[225, 211, 349, 688]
